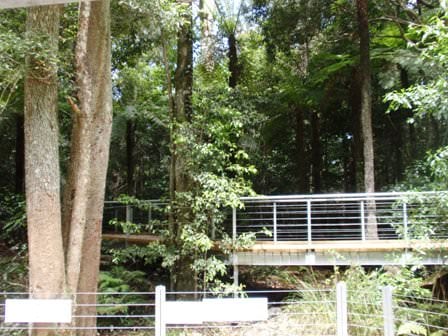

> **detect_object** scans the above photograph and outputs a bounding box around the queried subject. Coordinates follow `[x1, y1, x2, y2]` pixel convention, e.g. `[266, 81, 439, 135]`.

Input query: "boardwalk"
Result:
[102, 191, 448, 267]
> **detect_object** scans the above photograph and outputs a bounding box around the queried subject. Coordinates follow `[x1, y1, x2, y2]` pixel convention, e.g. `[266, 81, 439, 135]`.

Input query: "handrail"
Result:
[240, 191, 446, 202]
[102, 191, 448, 243]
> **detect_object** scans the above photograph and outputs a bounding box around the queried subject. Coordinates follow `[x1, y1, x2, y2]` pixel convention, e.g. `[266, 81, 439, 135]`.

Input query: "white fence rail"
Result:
[103, 191, 448, 242]
[1, 284, 448, 335]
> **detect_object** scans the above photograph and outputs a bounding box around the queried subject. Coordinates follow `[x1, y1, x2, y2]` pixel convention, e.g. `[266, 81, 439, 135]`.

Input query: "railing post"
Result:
[307, 200, 312, 244]
[155, 285, 166, 336]
[403, 202, 408, 241]
[148, 202, 152, 225]
[336, 282, 348, 336]
[273, 202, 277, 243]
[232, 207, 237, 242]
[360, 201, 366, 241]
[233, 254, 239, 292]
[126, 204, 133, 223]
[383, 286, 395, 336]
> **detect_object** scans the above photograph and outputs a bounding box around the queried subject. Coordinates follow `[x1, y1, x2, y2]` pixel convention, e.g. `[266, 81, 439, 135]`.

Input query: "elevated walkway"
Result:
[102, 191, 448, 266]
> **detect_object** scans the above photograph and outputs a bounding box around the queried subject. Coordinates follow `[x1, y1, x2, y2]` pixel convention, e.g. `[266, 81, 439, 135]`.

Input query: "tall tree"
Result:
[24, 1, 112, 334]
[356, 0, 377, 239]
[62, 1, 113, 333]
[171, 0, 194, 291]
[214, 0, 244, 87]
[24, 5, 65, 335]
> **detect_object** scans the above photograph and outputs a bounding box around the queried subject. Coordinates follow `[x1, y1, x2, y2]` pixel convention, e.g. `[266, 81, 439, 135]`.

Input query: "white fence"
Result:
[104, 191, 448, 242]
[1, 283, 448, 335]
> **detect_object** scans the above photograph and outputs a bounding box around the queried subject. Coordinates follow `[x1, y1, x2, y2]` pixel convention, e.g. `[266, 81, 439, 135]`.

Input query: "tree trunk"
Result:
[199, 0, 214, 71]
[174, 0, 193, 123]
[24, 2, 111, 334]
[356, 0, 377, 239]
[62, 1, 112, 333]
[172, 0, 195, 292]
[311, 111, 322, 193]
[228, 32, 240, 88]
[24, 5, 66, 335]
[349, 67, 362, 192]
[126, 119, 136, 195]
[295, 106, 308, 193]
[15, 114, 25, 194]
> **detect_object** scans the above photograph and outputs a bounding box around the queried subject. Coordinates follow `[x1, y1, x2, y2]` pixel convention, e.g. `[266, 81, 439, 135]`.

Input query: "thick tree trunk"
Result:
[228, 32, 240, 88]
[62, 1, 112, 333]
[24, 2, 111, 334]
[24, 5, 65, 335]
[295, 106, 308, 193]
[15, 114, 25, 194]
[356, 0, 377, 239]
[311, 111, 322, 193]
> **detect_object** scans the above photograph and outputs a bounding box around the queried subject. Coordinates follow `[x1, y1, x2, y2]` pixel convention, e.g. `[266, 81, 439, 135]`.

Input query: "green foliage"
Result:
[0, 244, 27, 292]
[0, 11, 26, 113]
[280, 266, 432, 336]
[97, 266, 151, 326]
[398, 322, 427, 336]
[0, 193, 26, 244]
[385, 11, 448, 120]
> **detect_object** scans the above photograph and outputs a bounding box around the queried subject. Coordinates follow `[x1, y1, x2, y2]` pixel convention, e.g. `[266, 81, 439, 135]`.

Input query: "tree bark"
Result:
[171, 0, 195, 292]
[356, 0, 377, 239]
[348, 67, 362, 192]
[174, 0, 193, 123]
[228, 32, 240, 88]
[62, 1, 112, 333]
[311, 111, 322, 193]
[24, 5, 65, 335]
[24, 2, 111, 334]
[199, 0, 214, 71]
[295, 106, 308, 193]
[126, 119, 136, 195]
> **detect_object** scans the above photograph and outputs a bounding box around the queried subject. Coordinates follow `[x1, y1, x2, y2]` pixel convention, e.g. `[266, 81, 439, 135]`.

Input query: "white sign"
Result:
[202, 298, 268, 322]
[0, 0, 98, 9]
[164, 297, 268, 325]
[165, 301, 204, 324]
[5, 299, 72, 323]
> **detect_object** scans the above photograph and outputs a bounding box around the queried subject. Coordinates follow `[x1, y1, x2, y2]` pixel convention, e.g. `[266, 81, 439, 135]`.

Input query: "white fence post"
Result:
[336, 282, 348, 336]
[155, 285, 166, 336]
[383, 286, 395, 336]
[273, 202, 277, 243]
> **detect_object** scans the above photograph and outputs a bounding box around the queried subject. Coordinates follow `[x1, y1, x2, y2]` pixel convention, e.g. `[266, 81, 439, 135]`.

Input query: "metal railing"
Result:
[2, 285, 448, 335]
[233, 192, 448, 242]
[102, 191, 448, 242]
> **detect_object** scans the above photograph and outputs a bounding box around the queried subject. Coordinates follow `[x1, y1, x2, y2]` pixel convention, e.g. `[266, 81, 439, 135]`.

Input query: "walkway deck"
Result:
[235, 239, 448, 266]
